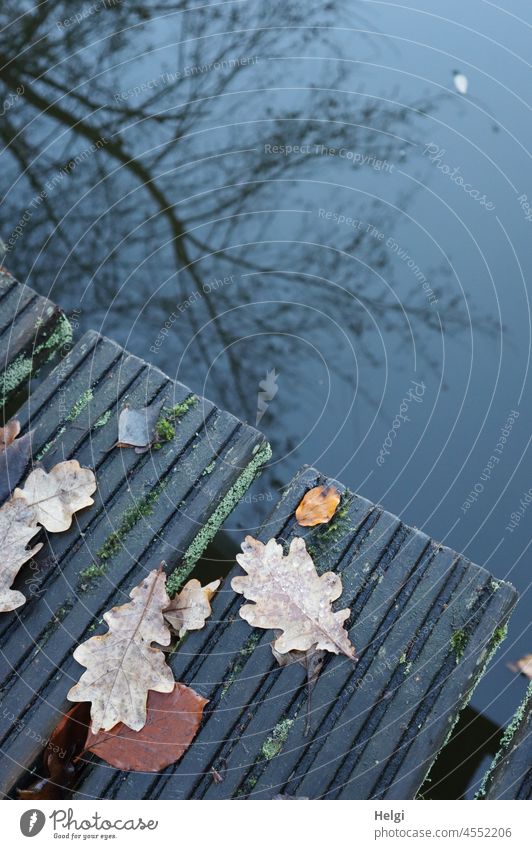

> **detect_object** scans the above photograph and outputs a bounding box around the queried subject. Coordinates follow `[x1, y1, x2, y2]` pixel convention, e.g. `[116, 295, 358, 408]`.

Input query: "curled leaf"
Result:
[18, 703, 91, 800]
[233, 536, 356, 659]
[68, 568, 174, 732]
[17, 459, 97, 532]
[116, 401, 163, 453]
[295, 485, 341, 527]
[84, 684, 208, 771]
[164, 578, 220, 638]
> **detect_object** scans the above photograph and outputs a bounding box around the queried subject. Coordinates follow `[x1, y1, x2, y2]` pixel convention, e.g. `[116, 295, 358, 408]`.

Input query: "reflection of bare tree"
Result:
[0, 0, 493, 456]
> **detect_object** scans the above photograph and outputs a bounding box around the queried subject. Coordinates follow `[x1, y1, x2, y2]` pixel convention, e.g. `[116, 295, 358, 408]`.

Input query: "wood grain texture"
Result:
[0, 331, 270, 798]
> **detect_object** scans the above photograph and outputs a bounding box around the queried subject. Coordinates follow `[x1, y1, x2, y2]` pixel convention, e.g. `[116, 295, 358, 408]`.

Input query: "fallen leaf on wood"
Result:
[0, 460, 96, 613]
[18, 703, 91, 800]
[68, 568, 174, 731]
[116, 401, 163, 453]
[0, 496, 43, 612]
[0, 421, 34, 504]
[84, 684, 207, 771]
[164, 578, 221, 638]
[295, 485, 341, 527]
[508, 654, 532, 680]
[0, 419, 21, 450]
[17, 459, 97, 532]
[233, 536, 356, 658]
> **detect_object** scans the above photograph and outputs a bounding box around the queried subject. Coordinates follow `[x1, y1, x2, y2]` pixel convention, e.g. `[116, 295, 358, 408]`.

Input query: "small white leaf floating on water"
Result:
[453, 71, 468, 95]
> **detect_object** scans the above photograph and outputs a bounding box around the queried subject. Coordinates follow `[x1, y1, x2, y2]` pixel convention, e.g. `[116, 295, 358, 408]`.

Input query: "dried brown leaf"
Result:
[295, 485, 341, 527]
[18, 703, 91, 800]
[116, 401, 162, 453]
[0, 460, 96, 613]
[508, 654, 532, 680]
[233, 536, 356, 658]
[0, 495, 42, 612]
[68, 568, 174, 732]
[17, 459, 97, 532]
[164, 578, 220, 638]
[0, 419, 21, 451]
[84, 684, 207, 771]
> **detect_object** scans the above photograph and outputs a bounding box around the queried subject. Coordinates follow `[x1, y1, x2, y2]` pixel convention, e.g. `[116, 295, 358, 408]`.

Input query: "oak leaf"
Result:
[17, 459, 97, 532]
[164, 578, 221, 638]
[0, 460, 96, 612]
[68, 568, 175, 732]
[295, 485, 341, 527]
[84, 684, 208, 771]
[0, 496, 43, 612]
[232, 536, 355, 658]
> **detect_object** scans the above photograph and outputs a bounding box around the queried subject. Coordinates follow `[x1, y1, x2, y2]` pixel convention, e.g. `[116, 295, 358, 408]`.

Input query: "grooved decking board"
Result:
[478, 684, 532, 800]
[0, 331, 270, 798]
[0, 271, 71, 414]
[71, 466, 517, 800]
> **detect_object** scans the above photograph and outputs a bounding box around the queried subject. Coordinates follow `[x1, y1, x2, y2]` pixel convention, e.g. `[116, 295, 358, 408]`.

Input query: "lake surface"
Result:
[1, 0, 530, 783]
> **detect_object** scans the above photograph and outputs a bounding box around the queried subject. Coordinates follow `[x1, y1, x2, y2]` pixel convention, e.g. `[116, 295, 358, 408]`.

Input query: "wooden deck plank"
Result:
[477, 683, 532, 800]
[0, 332, 270, 798]
[0, 272, 71, 416]
[71, 466, 516, 800]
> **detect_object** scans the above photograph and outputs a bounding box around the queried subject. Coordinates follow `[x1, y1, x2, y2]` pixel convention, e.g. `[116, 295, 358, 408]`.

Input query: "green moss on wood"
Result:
[1, 312, 72, 405]
[166, 440, 272, 594]
[154, 396, 199, 448]
[450, 628, 469, 661]
[98, 480, 168, 562]
[33, 599, 74, 652]
[220, 632, 262, 697]
[261, 719, 294, 760]
[66, 388, 93, 421]
[477, 681, 532, 798]
[93, 410, 112, 429]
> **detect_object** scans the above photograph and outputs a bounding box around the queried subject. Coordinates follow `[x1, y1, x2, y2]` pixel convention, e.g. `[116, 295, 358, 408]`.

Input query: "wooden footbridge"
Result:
[0, 271, 529, 800]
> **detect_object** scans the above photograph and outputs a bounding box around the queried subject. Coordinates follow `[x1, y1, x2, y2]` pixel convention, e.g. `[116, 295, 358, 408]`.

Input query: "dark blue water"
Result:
[0, 0, 530, 755]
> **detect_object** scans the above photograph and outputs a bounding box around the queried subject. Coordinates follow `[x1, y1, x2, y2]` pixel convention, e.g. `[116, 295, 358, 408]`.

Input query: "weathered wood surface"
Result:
[478, 683, 531, 800]
[0, 330, 270, 798]
[71, 465, 517, 800]
[0, 271, 71, 414]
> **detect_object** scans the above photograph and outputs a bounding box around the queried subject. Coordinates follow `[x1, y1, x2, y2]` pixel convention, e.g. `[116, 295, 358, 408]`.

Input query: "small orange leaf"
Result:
[0, 419, 21, 452]
[508, 654, 532, 680]
[84, 684, 208, 771]
[295, 485, 341, 527]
